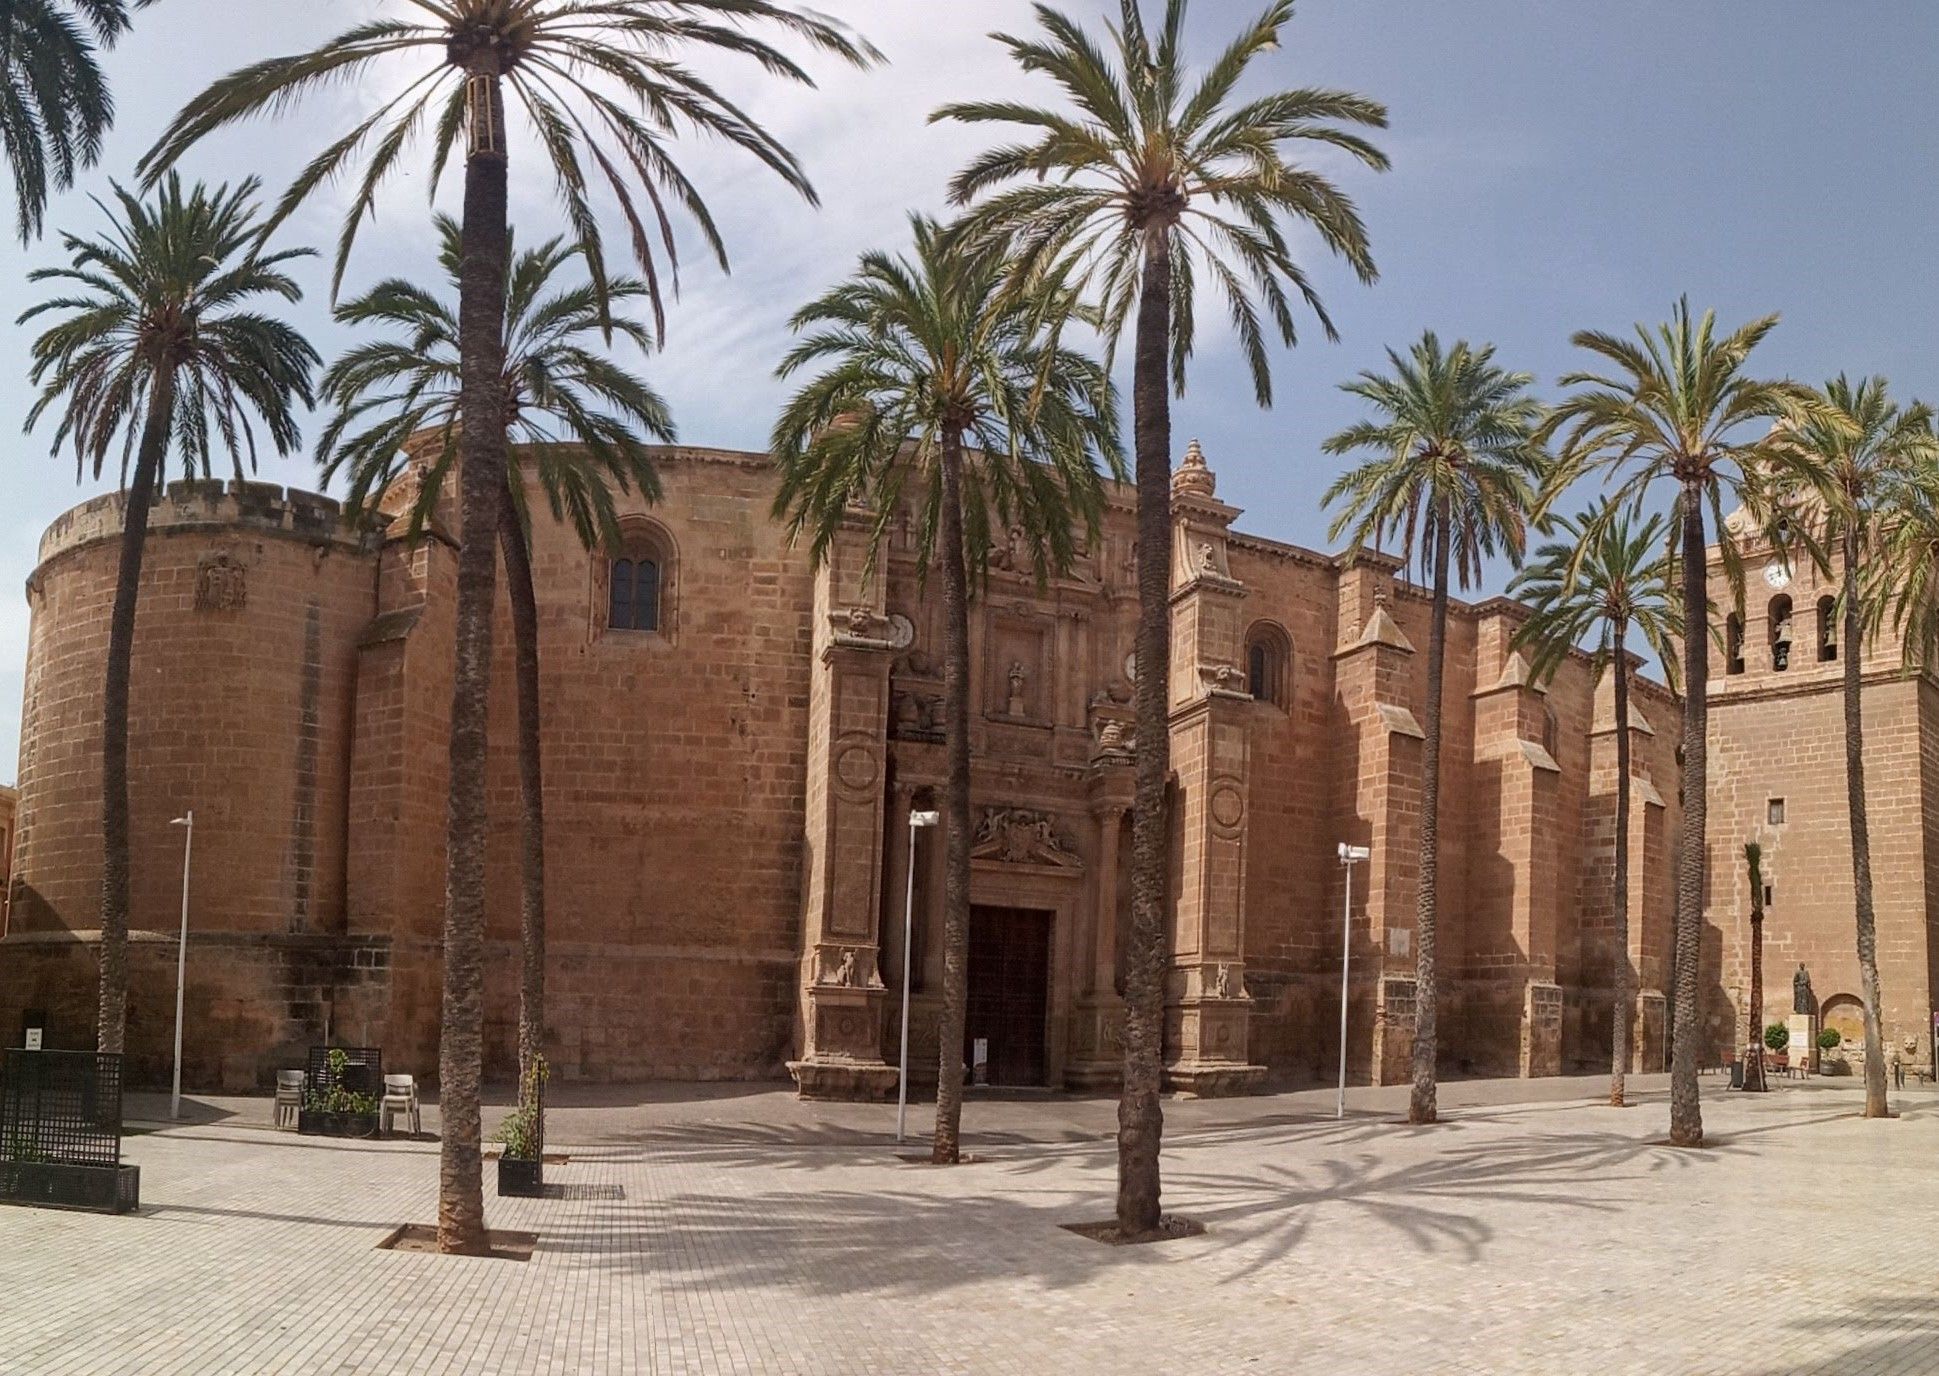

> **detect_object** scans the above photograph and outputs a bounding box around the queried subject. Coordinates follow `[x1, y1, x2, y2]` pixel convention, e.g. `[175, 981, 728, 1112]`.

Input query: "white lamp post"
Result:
[168, 811, 194, 1121]
[1336, 842, 1371, 1120]
[897, 808, 941, 1142]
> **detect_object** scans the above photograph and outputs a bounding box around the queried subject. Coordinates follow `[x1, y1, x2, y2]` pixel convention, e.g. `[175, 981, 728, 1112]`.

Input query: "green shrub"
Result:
[493, 1055, 550, 1161]
[1818, 1028, 1843, 1051]
[1764, 1023, 1789, 1052]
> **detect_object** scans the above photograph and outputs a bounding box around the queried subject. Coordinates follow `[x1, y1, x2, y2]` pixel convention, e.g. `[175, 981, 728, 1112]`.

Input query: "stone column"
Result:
[788, 533, 901, 1100]
[1328, 552, 1423, 1086]
[1067, 739, 1132, 1090]
[1161, 442, 1265, 1096]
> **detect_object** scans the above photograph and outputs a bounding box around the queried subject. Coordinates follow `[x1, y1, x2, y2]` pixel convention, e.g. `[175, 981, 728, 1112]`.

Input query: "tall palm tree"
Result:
[772, 215, 1121, 1166]
[20, 174, 317, 1056]
[142, 1, 876, 1255]
[1543, 298, 1815, 1147]
[0, 0, 151, 242]
[1781, 376, 1937, 1119]
[1323, 332, 1545, 1125]
[936, 0, 1386, 1237]
[317, 213, 673, 1115]
[1509, 499, 1679, 1107]
[1743, 840, 1767, 1093]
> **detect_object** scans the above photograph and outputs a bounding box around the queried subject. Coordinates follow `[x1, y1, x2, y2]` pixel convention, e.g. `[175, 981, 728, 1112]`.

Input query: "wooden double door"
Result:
[965, 905, 1053, 1086]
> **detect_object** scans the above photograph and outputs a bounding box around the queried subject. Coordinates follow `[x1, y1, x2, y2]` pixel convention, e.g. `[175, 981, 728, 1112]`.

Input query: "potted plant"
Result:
[1764, 1022, 1789, 1071]
[297, 1048, 381, 1137]
[1818, 1026, 1846, 1075]
[495, 1055, 547, 1198]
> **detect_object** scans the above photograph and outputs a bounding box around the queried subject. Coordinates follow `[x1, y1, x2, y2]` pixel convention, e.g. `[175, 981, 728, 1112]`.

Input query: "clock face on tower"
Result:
[1763, 561, 1791, 591]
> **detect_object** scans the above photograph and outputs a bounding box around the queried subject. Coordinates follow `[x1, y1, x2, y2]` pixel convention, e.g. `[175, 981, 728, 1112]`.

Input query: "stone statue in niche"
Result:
[194, 550, 247, 612]
[1006, 661, 1027, 716]
[824, 948, 858, 987]
[1198, 540, 1220, 575]
[1793, 963, 1816, 1015]
[1212, 964, 1231, 999]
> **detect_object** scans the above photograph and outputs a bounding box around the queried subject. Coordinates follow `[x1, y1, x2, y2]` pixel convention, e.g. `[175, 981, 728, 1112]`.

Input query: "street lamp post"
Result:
[897, 809, 941, 1142]
[169, 810, 194, 1121]
[1336, 842, 1371, 1120]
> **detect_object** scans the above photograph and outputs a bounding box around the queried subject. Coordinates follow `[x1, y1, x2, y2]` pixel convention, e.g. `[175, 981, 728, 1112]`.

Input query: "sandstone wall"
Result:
[1, 481, 379, 1083]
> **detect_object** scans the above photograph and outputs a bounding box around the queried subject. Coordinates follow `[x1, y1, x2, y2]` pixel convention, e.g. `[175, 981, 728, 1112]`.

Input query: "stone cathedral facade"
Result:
[0, 440, 1709, 1095]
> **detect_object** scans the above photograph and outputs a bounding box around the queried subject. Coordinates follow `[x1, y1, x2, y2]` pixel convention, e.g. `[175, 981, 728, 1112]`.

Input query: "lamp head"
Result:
[170, 813, 192, 827]
[1338, 843, 1371, 863]
[909, 810, 940, 828]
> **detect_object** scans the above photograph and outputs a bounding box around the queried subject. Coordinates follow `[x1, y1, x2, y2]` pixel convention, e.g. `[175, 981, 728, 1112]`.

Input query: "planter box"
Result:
[297, 1109, 380, 1139]
[497, 1155, 543, 1198]
[0, 1159, 140, 1214]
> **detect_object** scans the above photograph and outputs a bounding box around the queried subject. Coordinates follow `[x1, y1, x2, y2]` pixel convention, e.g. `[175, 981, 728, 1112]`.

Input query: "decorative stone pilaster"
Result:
[788, 533, 903, 1101]
[1162, 442, 1265, 1096]
[1067, 779, 1130, 1090]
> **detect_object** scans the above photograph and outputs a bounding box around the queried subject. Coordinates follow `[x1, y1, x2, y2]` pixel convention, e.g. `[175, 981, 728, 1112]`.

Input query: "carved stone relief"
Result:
[194, 549, 247, 612]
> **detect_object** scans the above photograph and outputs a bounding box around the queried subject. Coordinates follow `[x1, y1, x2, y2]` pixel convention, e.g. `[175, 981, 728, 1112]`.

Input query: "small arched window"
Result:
[1243, 621, 1292, 709]
[609, 556, 660, 631]
[1769, 595, 1794, 672]
[1817, 595, 1837, 662]
[1726, 613, 1745, 675]
[603, 519, 675, 638]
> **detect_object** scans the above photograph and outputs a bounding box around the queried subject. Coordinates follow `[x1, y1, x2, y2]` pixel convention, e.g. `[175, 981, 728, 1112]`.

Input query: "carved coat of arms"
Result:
[194, 550, 247, 612]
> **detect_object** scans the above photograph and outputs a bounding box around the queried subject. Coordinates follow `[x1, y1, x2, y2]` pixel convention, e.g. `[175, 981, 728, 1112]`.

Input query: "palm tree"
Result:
[935, 0, 1386, 1237]
[142, 1, 876, 1255]
[0, 0, 151, 242]
[1781, 376, 1937, 1118]
[1323, 332, 1545, 1125]
[1743, 840, 1767, 1093]
[1509, 499, 1679, 1107]
[20, 174, 317, 1056]
[1543, 298, 1815, 1147]
[317, 213, 673, 1115]
[772, 216, 1120, 1165]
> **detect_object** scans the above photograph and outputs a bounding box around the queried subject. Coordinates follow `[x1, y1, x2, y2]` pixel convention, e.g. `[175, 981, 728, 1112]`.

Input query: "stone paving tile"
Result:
[3, 1079, 1936, 1374]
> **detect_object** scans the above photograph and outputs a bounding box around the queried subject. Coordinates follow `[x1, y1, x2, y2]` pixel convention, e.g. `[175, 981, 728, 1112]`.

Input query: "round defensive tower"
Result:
[3, 479, 381, 1083]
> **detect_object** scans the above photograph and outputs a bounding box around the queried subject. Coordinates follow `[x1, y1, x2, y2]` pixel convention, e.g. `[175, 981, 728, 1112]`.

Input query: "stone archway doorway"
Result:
[1821, 994, 1867, 1051]
[966, 906, 1052, 1086]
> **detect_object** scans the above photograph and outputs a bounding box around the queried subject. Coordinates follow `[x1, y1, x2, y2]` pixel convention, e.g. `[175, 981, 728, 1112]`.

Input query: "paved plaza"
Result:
[2, 1075, 1937, 1374]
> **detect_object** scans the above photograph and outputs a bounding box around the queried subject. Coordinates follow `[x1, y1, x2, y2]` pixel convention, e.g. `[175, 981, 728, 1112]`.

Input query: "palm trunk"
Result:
[1843, 528, 1889, 1116]
[1744, 848, 1766, 1093]
[499, 481, 546, 1109]
[1409, 499, 1450, 1125]
[1117, 228, 1173, 1236]
[96, 367, 175, 1055]
[931, 427, 972, 1165]
[1669, 481, 1707, 1147]
[437, 61, 511, 1257]
[1610, 630, 1632, 1107]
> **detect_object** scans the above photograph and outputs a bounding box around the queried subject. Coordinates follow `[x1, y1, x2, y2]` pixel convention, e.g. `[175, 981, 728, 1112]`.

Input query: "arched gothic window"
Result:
[1817, 595, 1837, 663]
[603, 520, 675, 638]
[1243, 621, 1293, 709]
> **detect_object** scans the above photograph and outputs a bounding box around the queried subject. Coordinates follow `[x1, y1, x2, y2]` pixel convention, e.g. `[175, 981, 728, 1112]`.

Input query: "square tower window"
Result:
[1767, 798, 1786, 826]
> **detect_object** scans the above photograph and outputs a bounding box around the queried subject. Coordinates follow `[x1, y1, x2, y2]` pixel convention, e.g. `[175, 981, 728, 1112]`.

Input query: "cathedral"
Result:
[0, 438, 1926, 1095]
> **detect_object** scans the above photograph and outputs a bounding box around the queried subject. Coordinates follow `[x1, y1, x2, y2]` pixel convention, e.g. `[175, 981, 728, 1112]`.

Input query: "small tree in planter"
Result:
[495, 1055, 547, 1198]
[1819, 1027, 1846, 1074]
[298, 1048, 380, 1138]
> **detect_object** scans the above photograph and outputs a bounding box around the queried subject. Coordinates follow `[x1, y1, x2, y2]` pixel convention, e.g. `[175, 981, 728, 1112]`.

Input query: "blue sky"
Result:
[2, 0, 1935, 778]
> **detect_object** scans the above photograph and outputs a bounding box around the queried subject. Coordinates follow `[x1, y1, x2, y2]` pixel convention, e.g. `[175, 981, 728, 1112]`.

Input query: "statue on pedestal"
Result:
[1793, 963, 1816, 1016]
